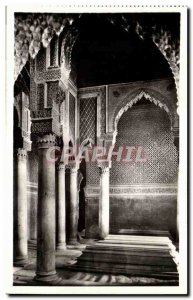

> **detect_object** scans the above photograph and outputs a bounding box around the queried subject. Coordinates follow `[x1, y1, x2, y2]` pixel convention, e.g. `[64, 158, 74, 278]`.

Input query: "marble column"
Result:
[29, 190, 37, 242]
[34, 134, 59, 283]
[56, 163, 66, 250]
[99, 166, 110, 239]
[68, 165, 79, 245]
[14, 148, 28, 266]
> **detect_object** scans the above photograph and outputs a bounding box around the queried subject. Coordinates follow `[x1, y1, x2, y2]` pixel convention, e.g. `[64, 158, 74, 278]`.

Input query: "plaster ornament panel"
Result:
[69, 93, 76, 143]
[47, 81, 59, 107]
[49, 34, 59, 67]
[31, 120, 52, 134]
[114, 90, 171, 133]
[36, 83, 44, 110]
[60, 25, 79, 75]
[31, 79, 61, 136]
[29, 58, 37, 111]
[36, 47, 46, 72]
[57, 84, 66, 124]
[108, 79, 178, 134]
[57, 83, 66, 105]
[31, 116, 61, 137]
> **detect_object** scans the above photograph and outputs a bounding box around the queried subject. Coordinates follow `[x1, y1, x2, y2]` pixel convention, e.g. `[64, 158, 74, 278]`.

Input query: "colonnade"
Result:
[14, 134, 110, 283]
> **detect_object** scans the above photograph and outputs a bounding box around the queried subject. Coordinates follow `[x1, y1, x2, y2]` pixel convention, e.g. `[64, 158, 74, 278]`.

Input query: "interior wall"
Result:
[110, 100, 178, 185]
[109, 100, 178, 238]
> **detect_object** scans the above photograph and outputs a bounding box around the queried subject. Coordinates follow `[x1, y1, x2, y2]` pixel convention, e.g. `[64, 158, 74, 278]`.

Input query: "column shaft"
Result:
[57, 163, 66, 250]
[35, 134, 58, 283]
[14, 148, 28, 265]
[68, 167, 78, 244]
[99, 167, 110, 239]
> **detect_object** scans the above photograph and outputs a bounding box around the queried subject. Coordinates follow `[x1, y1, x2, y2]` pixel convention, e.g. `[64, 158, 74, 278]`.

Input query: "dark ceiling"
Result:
[71, 14, 176, 88]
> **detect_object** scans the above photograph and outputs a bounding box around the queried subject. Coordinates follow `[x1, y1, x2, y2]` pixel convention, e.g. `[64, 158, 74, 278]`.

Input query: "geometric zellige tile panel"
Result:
[87, 162, 100, 185]
[110, 101, 178, 185]
[80, 97, 97, 144]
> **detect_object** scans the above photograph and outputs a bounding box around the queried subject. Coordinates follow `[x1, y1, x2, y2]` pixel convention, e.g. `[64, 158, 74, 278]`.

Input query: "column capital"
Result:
[17, 148, 27, 160]
[69, 165, 78, 174]
[99, 165, 110, 175]
[98, 161, 111, 173]
[57, 162, 66, 171]
[67, 161, 79, 173]
[37, 134, 56, 149]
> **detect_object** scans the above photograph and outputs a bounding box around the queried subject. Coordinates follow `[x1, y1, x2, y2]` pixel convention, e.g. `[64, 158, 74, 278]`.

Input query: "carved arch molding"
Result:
[105, 87, 178, 147]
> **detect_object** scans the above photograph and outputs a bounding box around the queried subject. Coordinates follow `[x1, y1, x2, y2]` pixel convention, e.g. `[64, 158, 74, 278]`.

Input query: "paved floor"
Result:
[13, 239, 178, 286]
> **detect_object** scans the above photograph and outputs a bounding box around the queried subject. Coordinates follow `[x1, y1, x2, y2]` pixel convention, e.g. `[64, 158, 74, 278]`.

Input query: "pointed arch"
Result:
[112, 88, 176, 139]
[115, 90, 171, 133]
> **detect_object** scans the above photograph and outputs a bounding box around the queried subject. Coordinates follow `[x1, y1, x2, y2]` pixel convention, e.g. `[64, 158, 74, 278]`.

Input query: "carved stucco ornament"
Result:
[14, 14, 79, 80]
[112, 90, 172, 147]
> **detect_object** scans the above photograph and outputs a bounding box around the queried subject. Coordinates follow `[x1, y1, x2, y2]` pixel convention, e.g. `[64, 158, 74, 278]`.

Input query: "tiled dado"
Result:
[84, 184, 177, 197]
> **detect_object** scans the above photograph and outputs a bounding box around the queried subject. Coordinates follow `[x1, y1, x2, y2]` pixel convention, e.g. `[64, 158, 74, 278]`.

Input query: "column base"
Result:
[14, 256, 28, 267]
[56, 242, 67, 251]
[99, 232, 108, 240]
[68, 239, 80, 246]
[34, 272, 62, 285]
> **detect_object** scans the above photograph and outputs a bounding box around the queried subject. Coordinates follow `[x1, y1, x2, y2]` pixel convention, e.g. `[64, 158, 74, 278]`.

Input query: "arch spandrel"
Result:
[108, 84, 178, 136]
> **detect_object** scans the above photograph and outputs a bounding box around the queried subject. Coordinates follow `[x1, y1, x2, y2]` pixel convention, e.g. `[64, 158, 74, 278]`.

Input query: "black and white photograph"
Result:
[5, 5, 188, 295]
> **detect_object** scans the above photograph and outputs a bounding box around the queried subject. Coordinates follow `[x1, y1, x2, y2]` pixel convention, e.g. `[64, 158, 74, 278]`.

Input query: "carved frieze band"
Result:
[31, 109, 52, 119]
[35, 68, 61, 83]
[85, 184, 178, 197]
